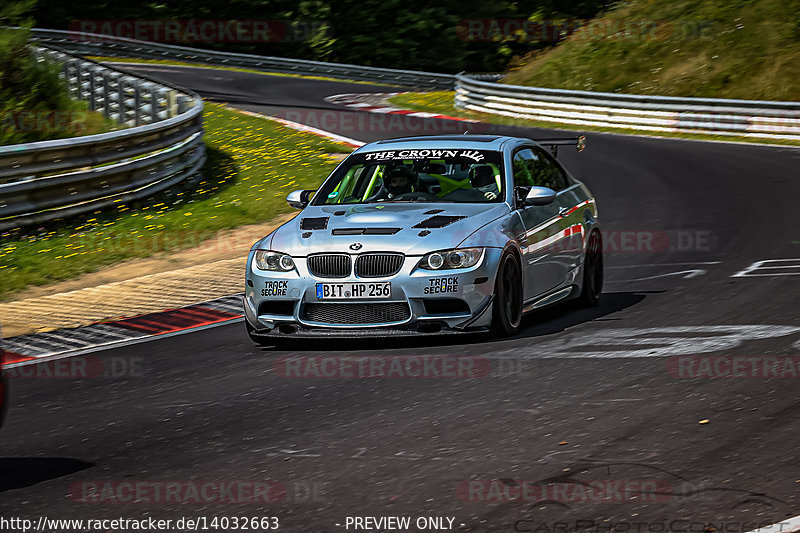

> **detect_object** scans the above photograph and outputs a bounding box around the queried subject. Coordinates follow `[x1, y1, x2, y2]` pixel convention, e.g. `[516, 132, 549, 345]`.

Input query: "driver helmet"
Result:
[384, 165, 417, 196]
[469, 165, 496, 188]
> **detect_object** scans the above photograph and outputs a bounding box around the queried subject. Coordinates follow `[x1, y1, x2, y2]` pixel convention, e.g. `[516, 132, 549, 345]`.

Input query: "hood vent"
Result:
[331, 227, 401, 235]
[300, 217, 329, 230]
[413, 215, 466, 229]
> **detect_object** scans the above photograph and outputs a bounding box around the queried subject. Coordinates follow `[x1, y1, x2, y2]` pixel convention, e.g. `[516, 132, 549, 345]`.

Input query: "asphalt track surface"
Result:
[2, 65, 800, 532]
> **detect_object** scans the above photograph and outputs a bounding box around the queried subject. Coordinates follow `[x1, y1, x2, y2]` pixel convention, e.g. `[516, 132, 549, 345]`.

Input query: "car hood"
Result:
[265, 203, 510, 256]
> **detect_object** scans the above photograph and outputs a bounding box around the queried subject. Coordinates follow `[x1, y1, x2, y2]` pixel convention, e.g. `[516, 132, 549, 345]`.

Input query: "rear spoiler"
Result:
[536, 135, 587, 157]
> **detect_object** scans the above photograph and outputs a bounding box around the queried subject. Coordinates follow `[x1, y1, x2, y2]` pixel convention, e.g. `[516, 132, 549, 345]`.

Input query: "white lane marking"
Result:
[733, 258, 800, 277]
[608, 262, 722, 268]
[744, 515, 800, 533]
[230, 107, 365, 147]
[489, 325, 800, 359]
[609, 269, 708, 281]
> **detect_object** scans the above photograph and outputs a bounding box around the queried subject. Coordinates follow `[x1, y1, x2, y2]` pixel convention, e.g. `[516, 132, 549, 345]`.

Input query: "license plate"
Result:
[316, 282, 391, 300]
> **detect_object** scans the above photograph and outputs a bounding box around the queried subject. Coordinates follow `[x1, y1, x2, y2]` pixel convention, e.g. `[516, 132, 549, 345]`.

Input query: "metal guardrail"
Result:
[455, 74, 800, 141]
[30, 28, 456, 90]
[0, 45, 205, 231]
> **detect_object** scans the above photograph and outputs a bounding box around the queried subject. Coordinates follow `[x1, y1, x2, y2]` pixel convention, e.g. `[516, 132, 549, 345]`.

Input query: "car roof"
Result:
[352, 135, 520, 154]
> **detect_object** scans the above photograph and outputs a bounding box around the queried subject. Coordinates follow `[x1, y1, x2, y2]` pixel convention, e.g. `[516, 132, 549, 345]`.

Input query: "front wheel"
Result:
[576, 230, 603, 307]
[491, 251, 523, 337]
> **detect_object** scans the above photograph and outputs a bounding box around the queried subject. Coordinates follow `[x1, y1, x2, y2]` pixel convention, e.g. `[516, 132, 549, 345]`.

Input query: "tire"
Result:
[491, 251, 524, 337]
[576, 230, 603, 307]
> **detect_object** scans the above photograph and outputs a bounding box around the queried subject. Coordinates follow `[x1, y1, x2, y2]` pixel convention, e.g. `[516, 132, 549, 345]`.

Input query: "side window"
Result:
[531, 147, 569, 191]
[512, 149, 537, 187]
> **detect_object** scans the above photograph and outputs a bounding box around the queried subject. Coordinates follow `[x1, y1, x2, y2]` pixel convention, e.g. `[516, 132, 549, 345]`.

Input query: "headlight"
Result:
[419, 248, 484, 270]
[254, 250, 295, 272]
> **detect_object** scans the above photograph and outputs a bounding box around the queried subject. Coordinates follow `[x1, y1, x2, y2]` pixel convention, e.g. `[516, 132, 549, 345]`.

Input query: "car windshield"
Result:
[313, 148, 505, 204]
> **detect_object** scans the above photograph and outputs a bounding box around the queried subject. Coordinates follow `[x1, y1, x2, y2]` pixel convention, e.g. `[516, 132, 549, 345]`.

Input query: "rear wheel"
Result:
[577, 230, 603, 307]
[491, 251, 523, 337]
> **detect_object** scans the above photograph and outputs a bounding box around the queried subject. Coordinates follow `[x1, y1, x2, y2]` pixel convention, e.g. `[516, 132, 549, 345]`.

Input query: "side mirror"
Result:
[287, 190, 313, 209]
[523, 186, 557, 206]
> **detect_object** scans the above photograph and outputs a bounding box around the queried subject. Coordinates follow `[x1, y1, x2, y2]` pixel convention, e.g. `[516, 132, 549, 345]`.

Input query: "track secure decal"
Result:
[424, 277, 459, 294]
[262, 281, 289, 296]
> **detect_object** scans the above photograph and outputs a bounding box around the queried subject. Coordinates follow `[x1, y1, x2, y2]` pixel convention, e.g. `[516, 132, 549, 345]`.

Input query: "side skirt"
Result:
[522, 285, 574, 314]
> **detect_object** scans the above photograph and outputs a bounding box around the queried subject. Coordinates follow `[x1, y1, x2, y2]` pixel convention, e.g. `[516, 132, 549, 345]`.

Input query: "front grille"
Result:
[307, 254, 351, 278]
[302, 302, 411, 324]
[355, 253, 404, 278]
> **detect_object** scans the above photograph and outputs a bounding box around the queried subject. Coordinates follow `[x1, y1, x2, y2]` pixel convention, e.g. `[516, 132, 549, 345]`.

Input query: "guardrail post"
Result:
[88, 67, 97, 112]
[133, 80, 141, 127]
[117, 76, 126, 126]
[150, 85, 159, 122]
[72, 60, 82, 100]
[101, 71, 110, 118]
[167, 90, 177, 118]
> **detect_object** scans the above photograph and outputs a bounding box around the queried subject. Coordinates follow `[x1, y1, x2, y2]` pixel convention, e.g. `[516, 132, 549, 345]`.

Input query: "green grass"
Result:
[0, 23, 116, 145]
[0, 102, 351, 300]
[388, 91, 800, 147]
[88, 56, 400, 87]
[503, 0, 800, 101]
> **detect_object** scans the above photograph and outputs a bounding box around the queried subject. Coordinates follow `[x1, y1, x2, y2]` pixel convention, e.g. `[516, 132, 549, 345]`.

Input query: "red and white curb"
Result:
[229, 107, 365, 148]
[325, 92, 478, 123]
[2, 295, 244, 368]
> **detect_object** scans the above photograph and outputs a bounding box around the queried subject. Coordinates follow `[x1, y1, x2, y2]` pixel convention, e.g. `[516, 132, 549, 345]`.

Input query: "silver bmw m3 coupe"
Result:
[244, 134, 601, 343]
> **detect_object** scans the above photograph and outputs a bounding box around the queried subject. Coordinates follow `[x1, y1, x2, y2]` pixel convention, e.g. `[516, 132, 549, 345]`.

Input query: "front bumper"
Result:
[244, 249, 502, 338]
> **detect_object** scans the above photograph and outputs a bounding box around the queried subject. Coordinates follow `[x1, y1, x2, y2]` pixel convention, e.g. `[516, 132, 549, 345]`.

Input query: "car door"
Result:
[512, 147, 565, 301]
[530, 146, 584, 283]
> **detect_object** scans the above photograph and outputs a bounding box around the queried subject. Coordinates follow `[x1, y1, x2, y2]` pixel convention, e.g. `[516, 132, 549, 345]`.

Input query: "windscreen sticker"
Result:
[363, 149, 487, 162]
